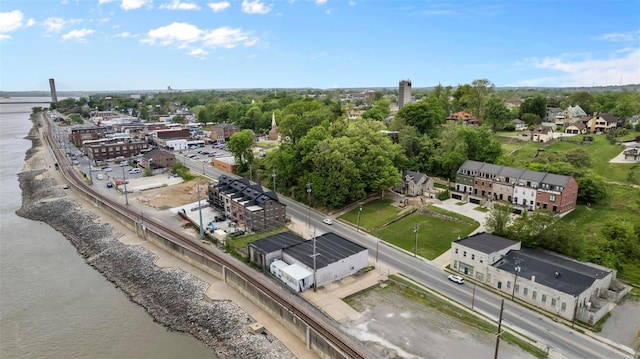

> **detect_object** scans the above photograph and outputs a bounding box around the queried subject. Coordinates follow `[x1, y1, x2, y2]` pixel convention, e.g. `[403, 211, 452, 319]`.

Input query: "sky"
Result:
[1, 0, 639, 92]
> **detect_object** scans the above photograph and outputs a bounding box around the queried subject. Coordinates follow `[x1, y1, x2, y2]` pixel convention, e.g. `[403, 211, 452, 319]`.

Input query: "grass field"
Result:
[373, 209, 478, 260]
[338, 199, 400, 232]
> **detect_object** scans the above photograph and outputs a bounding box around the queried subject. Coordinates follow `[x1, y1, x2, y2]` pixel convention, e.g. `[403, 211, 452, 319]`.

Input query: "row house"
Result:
[207, 175, 286, 232]
[454, 160, 579, 214]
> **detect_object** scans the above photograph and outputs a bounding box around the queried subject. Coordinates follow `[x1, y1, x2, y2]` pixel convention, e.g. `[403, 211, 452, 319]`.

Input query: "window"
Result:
[532, 291, 537, 300]
[542, 295, 546, 303]
[471, 254, 475, 260]
[455, 248, 458, 254]
[515, 284, 519, 294]
[561, 302, 567, 312]
[523, 288, 528, 297]
[480, 259, 483, 263]
[551, 298, 557, 307]
[507, 281, 511, 289]
[550, 195, 556, 202]
[463, 251, 467, 257]
[453, 260, 457, 268]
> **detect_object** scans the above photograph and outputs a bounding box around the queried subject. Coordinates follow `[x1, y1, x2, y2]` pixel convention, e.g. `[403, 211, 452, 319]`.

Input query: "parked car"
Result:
[96, 173, 105, 180]
[103, 167, 113, 172]
[447, 275, 464, 284]
[106, 183, 114, 188]
[129, 168, 141, 174]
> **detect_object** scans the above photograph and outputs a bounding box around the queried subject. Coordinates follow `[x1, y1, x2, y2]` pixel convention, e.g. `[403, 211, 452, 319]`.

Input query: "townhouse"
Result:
[453, 160, 578, 214]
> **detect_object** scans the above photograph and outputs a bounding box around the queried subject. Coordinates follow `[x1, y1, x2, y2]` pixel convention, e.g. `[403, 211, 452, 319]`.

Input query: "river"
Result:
[0, 98, 215, 358]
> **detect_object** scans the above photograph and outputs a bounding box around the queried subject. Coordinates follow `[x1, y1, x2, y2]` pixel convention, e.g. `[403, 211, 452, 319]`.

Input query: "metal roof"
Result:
[494, 248, 612, 296]
[541, 173, 571, 187]
[454, 232, 518, 254]
[284, 232, 367, 270]
[249, 232, 306, 253]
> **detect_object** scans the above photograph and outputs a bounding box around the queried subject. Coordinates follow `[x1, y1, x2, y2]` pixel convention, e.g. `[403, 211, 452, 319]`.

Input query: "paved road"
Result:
[181, 153, 633, 359]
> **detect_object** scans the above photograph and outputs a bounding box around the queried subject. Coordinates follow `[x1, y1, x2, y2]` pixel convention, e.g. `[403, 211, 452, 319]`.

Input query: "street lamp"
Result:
[356, 205, 363, 233]
[306, 182, 312, 227]
[272, 169, 277, 194]
[511, 266, 521, 300]
[413, 224, 419, 257]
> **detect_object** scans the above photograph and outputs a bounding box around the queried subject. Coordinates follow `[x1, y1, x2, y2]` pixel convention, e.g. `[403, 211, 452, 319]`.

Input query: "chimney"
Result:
[531, 275, 535, 283]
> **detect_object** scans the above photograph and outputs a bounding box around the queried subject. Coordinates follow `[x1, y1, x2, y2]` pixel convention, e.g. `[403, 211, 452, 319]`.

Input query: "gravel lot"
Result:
[343, 285, 536, 359]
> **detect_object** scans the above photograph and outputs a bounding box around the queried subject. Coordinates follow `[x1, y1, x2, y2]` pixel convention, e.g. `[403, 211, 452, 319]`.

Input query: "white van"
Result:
[129, 168, 141, 174]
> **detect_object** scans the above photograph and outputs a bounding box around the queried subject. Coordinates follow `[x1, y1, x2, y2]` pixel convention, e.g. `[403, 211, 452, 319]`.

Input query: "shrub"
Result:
[437, 190, 450, 201]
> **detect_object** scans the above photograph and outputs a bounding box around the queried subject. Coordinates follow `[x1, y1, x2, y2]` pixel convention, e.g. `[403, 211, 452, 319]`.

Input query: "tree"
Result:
[471, 78, 495, 121]
[362, 99, 391, 121]
[521, 113, 541, 126]
[395, 97, 445, 137]
[452, 84, 475, 113]
[576, 172, 608, 204]
[565, 91, 596, 114]
[171, 115, 186, 124]
[484, 98, 511, 132]
[196, 107, 209, 124]
[485, 203, 513, 236]
[227, 129, 255, 172]
[504, 210, 556, 247]
[519, 96, 547, 120]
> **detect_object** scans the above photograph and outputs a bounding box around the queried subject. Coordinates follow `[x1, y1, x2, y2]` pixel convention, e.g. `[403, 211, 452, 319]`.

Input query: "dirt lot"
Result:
[132, 177, 211, 210]
[343, 285, 536, 359]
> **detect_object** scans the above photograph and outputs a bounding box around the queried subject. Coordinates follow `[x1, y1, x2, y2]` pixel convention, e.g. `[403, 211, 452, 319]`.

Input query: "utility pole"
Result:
[311, 228, 319, 292]
[494, 299, 505, 359]
[413, 223, 419, 257]
[306, 182, 312, 227]
[356, 204, 363, 233]
[122, 165, 128, 206]
[376, 240, 379, 263]
[197, 184, 204, 238]
[511, 266, 521, 300]
[272, 169, 277, 194]
[471, 284, 476, 310]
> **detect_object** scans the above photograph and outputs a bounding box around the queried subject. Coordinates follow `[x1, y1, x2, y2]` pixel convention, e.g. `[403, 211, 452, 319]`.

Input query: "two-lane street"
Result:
[182, 157, 632, 359]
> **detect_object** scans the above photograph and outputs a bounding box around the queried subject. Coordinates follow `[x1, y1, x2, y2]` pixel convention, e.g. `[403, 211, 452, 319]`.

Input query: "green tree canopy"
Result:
[484, 97, 511, 132]
[395, 97, 445, 137]
[227, 129, 255, 172]
[519, 96, 547, 120]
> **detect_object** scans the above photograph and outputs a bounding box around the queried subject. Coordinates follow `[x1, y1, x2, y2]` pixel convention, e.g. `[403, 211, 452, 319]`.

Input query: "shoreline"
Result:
[16, 113, 297, 359]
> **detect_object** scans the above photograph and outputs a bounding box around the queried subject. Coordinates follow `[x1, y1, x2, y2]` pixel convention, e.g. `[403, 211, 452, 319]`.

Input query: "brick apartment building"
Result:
[85, 141, 150, 162]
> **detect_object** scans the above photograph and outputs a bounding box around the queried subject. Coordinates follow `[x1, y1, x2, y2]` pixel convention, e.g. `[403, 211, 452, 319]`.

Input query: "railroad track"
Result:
[43, 115, 367, 359]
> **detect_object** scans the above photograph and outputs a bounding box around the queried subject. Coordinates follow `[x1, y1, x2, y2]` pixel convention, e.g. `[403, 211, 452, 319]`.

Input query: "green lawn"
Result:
[546, 135, 631, 182]
[373, 211, 478, 260]
[338, 199, 400, 232]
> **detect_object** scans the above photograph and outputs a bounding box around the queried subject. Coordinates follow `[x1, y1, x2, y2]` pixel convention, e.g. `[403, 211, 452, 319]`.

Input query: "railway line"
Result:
[43, 115, 367, 359]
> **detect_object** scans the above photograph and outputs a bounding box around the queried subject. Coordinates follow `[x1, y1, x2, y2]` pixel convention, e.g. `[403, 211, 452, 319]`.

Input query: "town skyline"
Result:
[1, 0, 639, 91]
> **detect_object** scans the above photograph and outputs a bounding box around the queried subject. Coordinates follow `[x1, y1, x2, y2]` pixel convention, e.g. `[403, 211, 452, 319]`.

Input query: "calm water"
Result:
[0, 98, 214, 358]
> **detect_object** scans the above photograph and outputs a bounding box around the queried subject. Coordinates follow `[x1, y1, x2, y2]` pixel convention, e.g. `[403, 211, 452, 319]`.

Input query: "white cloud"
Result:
[349, 0, 355, 5]
[142, 22, 202, 47]
[207, 1, 230, 12]
[311, 50, 327, 59]
[0, 34, 10, 40]
[26, 18, 36, 27]
[520, 48, 640, 87]
[596, 30, 640, 43]
[315, 0, 327, 5]
[121, 0, 152, 10]
[62, 28, 95, 42]
[42, 17, 66, 33]
[241, 0, 271, 14]
[202, 26, 258, 48]
[115, 31, 131, 37]
[159, 0, 201, 10]
[99, 0, 117, 3]
[142, 22, 259, 58]
[188, 48, 208, 59]
[61, 0, 69, 4]
[0, 10, 24, 34]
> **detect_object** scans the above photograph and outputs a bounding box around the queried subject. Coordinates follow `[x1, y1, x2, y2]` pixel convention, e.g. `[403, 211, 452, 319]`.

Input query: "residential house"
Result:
[518, 130, 533, 141]
[563, 105, 588, 124]
[451, 233, 627, 323]
[447, 111, 478, 126]
[397, 170, 434, 196]
[207, 175, 286, 232]
[504, 99, 523, 110]
[587, 113, 619, 133]
[545, 107, 563, 124]
[139, 148, 175, 169]
[454, 160, 578, 214]
[511, 119, 526, 131]
[531, 126, 555, 142]
[564, 123, 587, 135]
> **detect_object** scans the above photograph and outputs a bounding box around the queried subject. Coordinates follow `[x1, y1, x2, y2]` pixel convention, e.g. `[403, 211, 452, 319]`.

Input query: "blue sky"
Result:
[1, 0, 639, 91]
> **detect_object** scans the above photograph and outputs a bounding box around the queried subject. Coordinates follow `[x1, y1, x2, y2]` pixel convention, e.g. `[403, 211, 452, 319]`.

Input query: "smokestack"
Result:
[49, 78, 58, 103]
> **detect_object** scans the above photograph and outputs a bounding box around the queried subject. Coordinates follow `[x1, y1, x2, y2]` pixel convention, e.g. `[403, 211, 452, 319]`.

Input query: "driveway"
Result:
[430, 198, 489, 235]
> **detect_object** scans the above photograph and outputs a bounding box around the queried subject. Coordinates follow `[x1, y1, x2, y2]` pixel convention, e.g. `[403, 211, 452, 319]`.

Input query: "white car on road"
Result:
[448, 275, 464, 284]
[322, 218, 333, 225]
